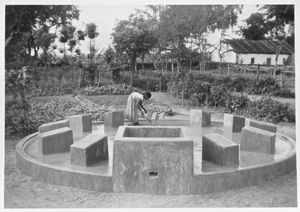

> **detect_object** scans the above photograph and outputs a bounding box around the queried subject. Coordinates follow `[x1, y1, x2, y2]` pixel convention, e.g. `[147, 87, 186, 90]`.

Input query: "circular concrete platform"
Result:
[16, 120, 296, 195]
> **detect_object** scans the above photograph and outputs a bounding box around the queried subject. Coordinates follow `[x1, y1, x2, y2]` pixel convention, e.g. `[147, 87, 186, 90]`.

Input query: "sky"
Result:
[69, 4, 260, 54]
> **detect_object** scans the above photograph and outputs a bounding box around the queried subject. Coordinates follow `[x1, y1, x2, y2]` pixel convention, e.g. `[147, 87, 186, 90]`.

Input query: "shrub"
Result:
[120, 73, 170, 92]
[229, 77, 253, 92]
[206, 86, 228, 107]
[271, 89, 295, 98]
[245, 97, 295, 123]
[5, 97, 106, 136]
[80, 84, 133, 95]
[225, 93, 250, 113]
[185, 74, 211, 98]
[247, 77, 280, 95]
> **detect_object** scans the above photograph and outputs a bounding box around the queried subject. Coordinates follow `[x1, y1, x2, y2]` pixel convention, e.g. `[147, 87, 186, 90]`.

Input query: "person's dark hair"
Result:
[143, 92, 151, 100]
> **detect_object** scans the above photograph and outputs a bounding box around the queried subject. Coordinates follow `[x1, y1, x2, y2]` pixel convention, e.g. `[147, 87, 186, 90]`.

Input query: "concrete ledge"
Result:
[123, 127, 181, 138]
[38, 127, 73, 155]
[224, 114, 245, 132]
[249, 120, 277, 133]
[202, 133, 239, 166]
[16, 131, 296, 195]
[71, 133, 108, 166]
[38, 120, 69, 133]
[241, 126, 276, 154]
[16, 133, 113, 192]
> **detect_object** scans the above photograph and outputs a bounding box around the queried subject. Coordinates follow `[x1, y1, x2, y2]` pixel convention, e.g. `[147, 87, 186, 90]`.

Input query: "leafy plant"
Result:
[246, 97, 295, 123]
[5, 97, 107, 136]
[80, 84, 133, 95]
[271, 89, 295, 98]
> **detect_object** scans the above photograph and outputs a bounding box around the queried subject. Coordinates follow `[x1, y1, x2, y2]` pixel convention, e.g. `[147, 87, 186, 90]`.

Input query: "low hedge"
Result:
[80, 84, 133, 96]
[5, 97, 106, 136]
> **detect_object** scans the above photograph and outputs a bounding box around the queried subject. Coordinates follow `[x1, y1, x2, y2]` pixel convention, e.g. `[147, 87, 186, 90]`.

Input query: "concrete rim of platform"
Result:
[16, 121, 296, 195]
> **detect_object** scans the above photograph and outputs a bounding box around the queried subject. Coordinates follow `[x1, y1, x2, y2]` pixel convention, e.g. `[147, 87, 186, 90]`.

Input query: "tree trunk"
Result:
[141, 54, 145, 74]
[64, 43, 66, 57]
[227, 64, 230, 76]
[189, 59, 192, 72]
[203, 38, 206, 72]
[177, 59, 181, 73]
[218, 29, 225, 76]
[97, 68, 101, 87]
[219, 57, 222, 76]
[171, 59, 174, 73]
[130, 57, 136, 87]
[5, 33, 15, 48]
[274, 40, 284, 79]
[199, 60, 202, 73]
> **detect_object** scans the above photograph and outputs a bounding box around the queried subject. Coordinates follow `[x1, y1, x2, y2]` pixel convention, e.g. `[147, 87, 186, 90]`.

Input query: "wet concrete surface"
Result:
[23, 121, 295, 176]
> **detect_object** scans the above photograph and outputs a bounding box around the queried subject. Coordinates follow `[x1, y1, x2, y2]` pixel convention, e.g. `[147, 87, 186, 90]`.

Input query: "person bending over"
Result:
[125, 91, 151, 125]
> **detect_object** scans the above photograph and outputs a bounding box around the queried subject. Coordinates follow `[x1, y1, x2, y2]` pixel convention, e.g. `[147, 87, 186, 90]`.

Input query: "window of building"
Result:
[283, 58, 286, 65]
[251, 57, 255, 65]
[266, 58, 271, 66]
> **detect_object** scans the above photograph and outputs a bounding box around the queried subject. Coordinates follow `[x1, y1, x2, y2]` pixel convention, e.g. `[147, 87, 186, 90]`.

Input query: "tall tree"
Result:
[5, 5, 79, 121]
[85, 23, 99, 58]
[240, 12, 268, 40]
[264, 5, 294, 77]
[112, 13, 157, 85]
[157, 5, 241, 72]
[130, 12, 158, 72]
[59, 25, 76, 57]
[33, 26, 57, 67]
[5, 5, 79, 69]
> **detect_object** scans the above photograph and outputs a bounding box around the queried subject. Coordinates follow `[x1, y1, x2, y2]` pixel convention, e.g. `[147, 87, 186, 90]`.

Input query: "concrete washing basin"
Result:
[16, 113, 296, 195]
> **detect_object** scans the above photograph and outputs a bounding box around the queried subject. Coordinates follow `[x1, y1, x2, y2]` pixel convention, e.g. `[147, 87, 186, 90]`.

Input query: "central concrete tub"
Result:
[113, 126, 194, 195]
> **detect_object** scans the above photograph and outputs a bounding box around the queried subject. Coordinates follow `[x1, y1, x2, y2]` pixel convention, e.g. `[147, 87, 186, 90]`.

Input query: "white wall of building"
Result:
[211, 48, 290, 66]
[237, 53, 290, 65]
[211, 43, 237, 63]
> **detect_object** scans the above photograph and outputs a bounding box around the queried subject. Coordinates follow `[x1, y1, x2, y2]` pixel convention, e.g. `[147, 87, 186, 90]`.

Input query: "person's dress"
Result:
[125, 92, 144, 124]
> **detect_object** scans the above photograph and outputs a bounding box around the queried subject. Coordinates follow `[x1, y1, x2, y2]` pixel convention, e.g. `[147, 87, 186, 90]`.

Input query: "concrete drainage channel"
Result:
[16, 111, 296, 195]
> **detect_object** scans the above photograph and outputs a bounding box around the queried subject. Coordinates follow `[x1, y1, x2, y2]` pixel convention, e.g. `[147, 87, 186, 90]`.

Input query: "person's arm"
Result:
[137, 100, 147, 114]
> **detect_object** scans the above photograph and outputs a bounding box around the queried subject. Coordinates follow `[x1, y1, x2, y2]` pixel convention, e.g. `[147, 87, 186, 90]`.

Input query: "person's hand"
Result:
[141, 111, 146, 118]
[144, 112, 148, 118]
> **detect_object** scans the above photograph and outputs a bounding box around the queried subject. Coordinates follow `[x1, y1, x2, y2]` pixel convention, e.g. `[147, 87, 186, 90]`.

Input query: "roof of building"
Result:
[224, 39, 294, 55]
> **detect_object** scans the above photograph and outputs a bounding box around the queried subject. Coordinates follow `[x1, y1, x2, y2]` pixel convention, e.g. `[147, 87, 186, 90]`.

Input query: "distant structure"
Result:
[211, 39, 294, 66]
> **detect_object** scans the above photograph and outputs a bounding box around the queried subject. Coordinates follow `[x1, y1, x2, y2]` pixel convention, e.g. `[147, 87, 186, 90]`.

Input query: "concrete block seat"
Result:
[202, 133, 239, 166]
[223, 114, 245, 132]
[104, 111, 124, 128]
[71, 132, 108, 166]
[66, 114, 92, 138]
[190, 109, 211, 127]
[38, 127, 73, 155]
[241, 126, 276, 154]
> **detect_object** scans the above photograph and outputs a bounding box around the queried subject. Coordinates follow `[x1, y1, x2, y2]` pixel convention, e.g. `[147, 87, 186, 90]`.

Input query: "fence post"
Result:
[279, 71, 283, 88]
[182, 81, 184, 107]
